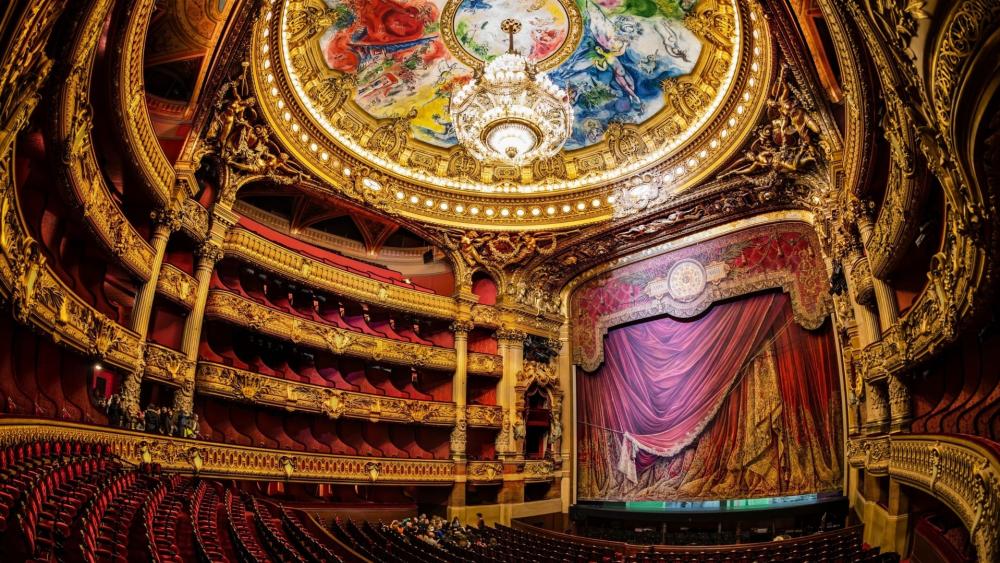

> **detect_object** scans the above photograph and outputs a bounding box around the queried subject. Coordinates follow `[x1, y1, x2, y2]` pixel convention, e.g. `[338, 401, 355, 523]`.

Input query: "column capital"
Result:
[450, 320, 475, 335]
[196, 240, 225, 268]
[150, 206, 184, 236]
[495, 327, 527, 344]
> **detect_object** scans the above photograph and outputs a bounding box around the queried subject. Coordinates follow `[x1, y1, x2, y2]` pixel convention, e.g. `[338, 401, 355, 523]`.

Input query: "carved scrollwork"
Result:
[0, 418, 456, 484]
[196, 362, 458, 426]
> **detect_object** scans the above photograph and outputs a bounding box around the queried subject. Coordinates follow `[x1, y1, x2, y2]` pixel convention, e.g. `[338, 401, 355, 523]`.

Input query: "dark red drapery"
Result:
[579, 292, 840, 494]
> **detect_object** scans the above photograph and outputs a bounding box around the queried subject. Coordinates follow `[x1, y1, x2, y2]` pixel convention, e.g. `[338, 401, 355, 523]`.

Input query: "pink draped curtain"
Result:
[581, 293, 787, 482]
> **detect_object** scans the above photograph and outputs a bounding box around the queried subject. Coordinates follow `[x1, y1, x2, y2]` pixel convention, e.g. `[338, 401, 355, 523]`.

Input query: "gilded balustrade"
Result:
[224, 227, 457, 320]
[57, 0, 155, 280]
[0, 147, 144, 373]
[109, 0, 177, 206]
[0, 418, 456, 484]
[197, 362, 458, 426]
[203, 290, 501, 375]
[848, 434, 1000, 562]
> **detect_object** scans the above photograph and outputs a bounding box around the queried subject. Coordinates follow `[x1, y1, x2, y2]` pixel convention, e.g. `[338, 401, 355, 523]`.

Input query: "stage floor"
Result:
[576, 492, 843, 514]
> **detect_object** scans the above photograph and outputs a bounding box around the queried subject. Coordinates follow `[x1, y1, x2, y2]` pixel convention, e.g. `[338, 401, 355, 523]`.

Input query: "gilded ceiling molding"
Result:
[224, 227, 457, 320]
[249, 0, 773, 230]
[203, 289, 501, 376]
[847, 434, 1000, 563]
[156, 264, 198, 309]
[197, 361, 458, 426]
[0, 418, 455, 484]
[569, 219, 831, 371]
[0, 147, 143, 373]
[108, 0, 176, 207]
[56, 0, 155, 280]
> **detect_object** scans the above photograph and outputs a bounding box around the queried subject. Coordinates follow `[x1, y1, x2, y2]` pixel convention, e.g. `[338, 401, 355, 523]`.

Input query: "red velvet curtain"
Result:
[579, 292, 841, 496]
[580, 293, 785, 482]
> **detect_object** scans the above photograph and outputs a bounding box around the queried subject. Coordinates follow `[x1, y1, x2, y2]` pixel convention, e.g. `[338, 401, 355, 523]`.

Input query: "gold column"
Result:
[557, 320, 573, 513]
[450, 320, 473, 460]
[847, 253, 881, 346]
[174, 207, 237, 413]
[855, 204, 901, 331]
[495, 328, 525, 461]
[121, 209, 181, 410]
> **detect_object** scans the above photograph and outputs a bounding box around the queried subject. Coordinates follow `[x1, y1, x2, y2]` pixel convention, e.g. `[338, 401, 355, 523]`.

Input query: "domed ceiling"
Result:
[253, 0, 773, 229]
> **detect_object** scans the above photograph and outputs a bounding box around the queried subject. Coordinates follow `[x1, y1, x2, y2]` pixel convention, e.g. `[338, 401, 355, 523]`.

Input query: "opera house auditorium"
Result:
[0, 0, 998, 561]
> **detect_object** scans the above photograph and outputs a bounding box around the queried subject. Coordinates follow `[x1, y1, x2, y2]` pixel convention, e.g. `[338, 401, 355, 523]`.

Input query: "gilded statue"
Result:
[721, 66, 820, 178]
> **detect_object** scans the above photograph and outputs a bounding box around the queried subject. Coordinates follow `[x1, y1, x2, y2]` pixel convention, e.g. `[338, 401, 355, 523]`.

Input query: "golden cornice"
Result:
[848, 434, 1000, 563]
[197, 361, 458, 426]
[0, 149, 143, 373]
[466, 405, 503, 429]
[0, 418, 456, 484]
[156, 264, 198, 309]
[247, 0, 773, 230]
[109, 0, 176, 207]
[58, 0, 155, 280]
[203, 289, 501, 375]
[224, 227, 457, 320]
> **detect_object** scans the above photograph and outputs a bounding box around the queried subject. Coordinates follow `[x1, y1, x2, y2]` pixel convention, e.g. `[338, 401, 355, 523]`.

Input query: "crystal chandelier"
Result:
[450, 19, 573, 167]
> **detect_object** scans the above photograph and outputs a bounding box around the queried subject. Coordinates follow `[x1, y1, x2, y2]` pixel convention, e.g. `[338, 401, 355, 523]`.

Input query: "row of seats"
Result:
[197, 398, 454, 459]
[326, 519, 901, 563]
[201, 324, 453, 401]
[212, 260, 453, 348]
[0, 437, 355, 562]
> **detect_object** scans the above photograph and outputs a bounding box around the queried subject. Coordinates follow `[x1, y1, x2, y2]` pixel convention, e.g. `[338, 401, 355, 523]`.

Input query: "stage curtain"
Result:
[577, 291, 842, 500]
[581, 292, 785, 482]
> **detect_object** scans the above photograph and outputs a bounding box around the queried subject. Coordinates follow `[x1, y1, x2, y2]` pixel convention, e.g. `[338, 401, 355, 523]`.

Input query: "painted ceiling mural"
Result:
[317, 0, 703, 149]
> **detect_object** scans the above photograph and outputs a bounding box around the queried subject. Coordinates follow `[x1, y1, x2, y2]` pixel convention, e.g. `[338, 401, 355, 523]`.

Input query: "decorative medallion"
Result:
[667, 258, 707, 303]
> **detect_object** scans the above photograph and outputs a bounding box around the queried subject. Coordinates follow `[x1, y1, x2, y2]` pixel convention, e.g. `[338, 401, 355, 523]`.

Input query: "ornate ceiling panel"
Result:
[250, 0, 774, 229]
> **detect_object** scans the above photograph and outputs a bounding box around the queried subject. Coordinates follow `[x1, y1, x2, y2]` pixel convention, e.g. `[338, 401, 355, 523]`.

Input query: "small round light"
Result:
[409, 195, 420, 204]
[485, 208, 495, 217]
[576, 202, 586, 211]
[562, 204, 571, 213]
[470, 206, 480, 215]
[395, 191, 405, 200]
[439, 202, 449, 211]
[546, 206, 556, 215]
[500, 208, 510, 217]
[425, 199, 435, 207]
[455, 205, 465, 213]
[591, 199, 601, 208]
[531, 208, 541, 216]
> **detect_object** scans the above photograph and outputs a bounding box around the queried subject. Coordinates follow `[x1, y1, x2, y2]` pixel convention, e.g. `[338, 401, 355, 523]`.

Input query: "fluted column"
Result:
[174, 206, 237, 413]
[450, 320, 473, 460]
[557, 321, 573, 512]
[121, 209, 181, 410]
[847, 252, 881, 345]
[495, 328, 525, 460]
[887, 373, 911, 431]
[173, 240, 223, 413]
[855, 202, 901, 331]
